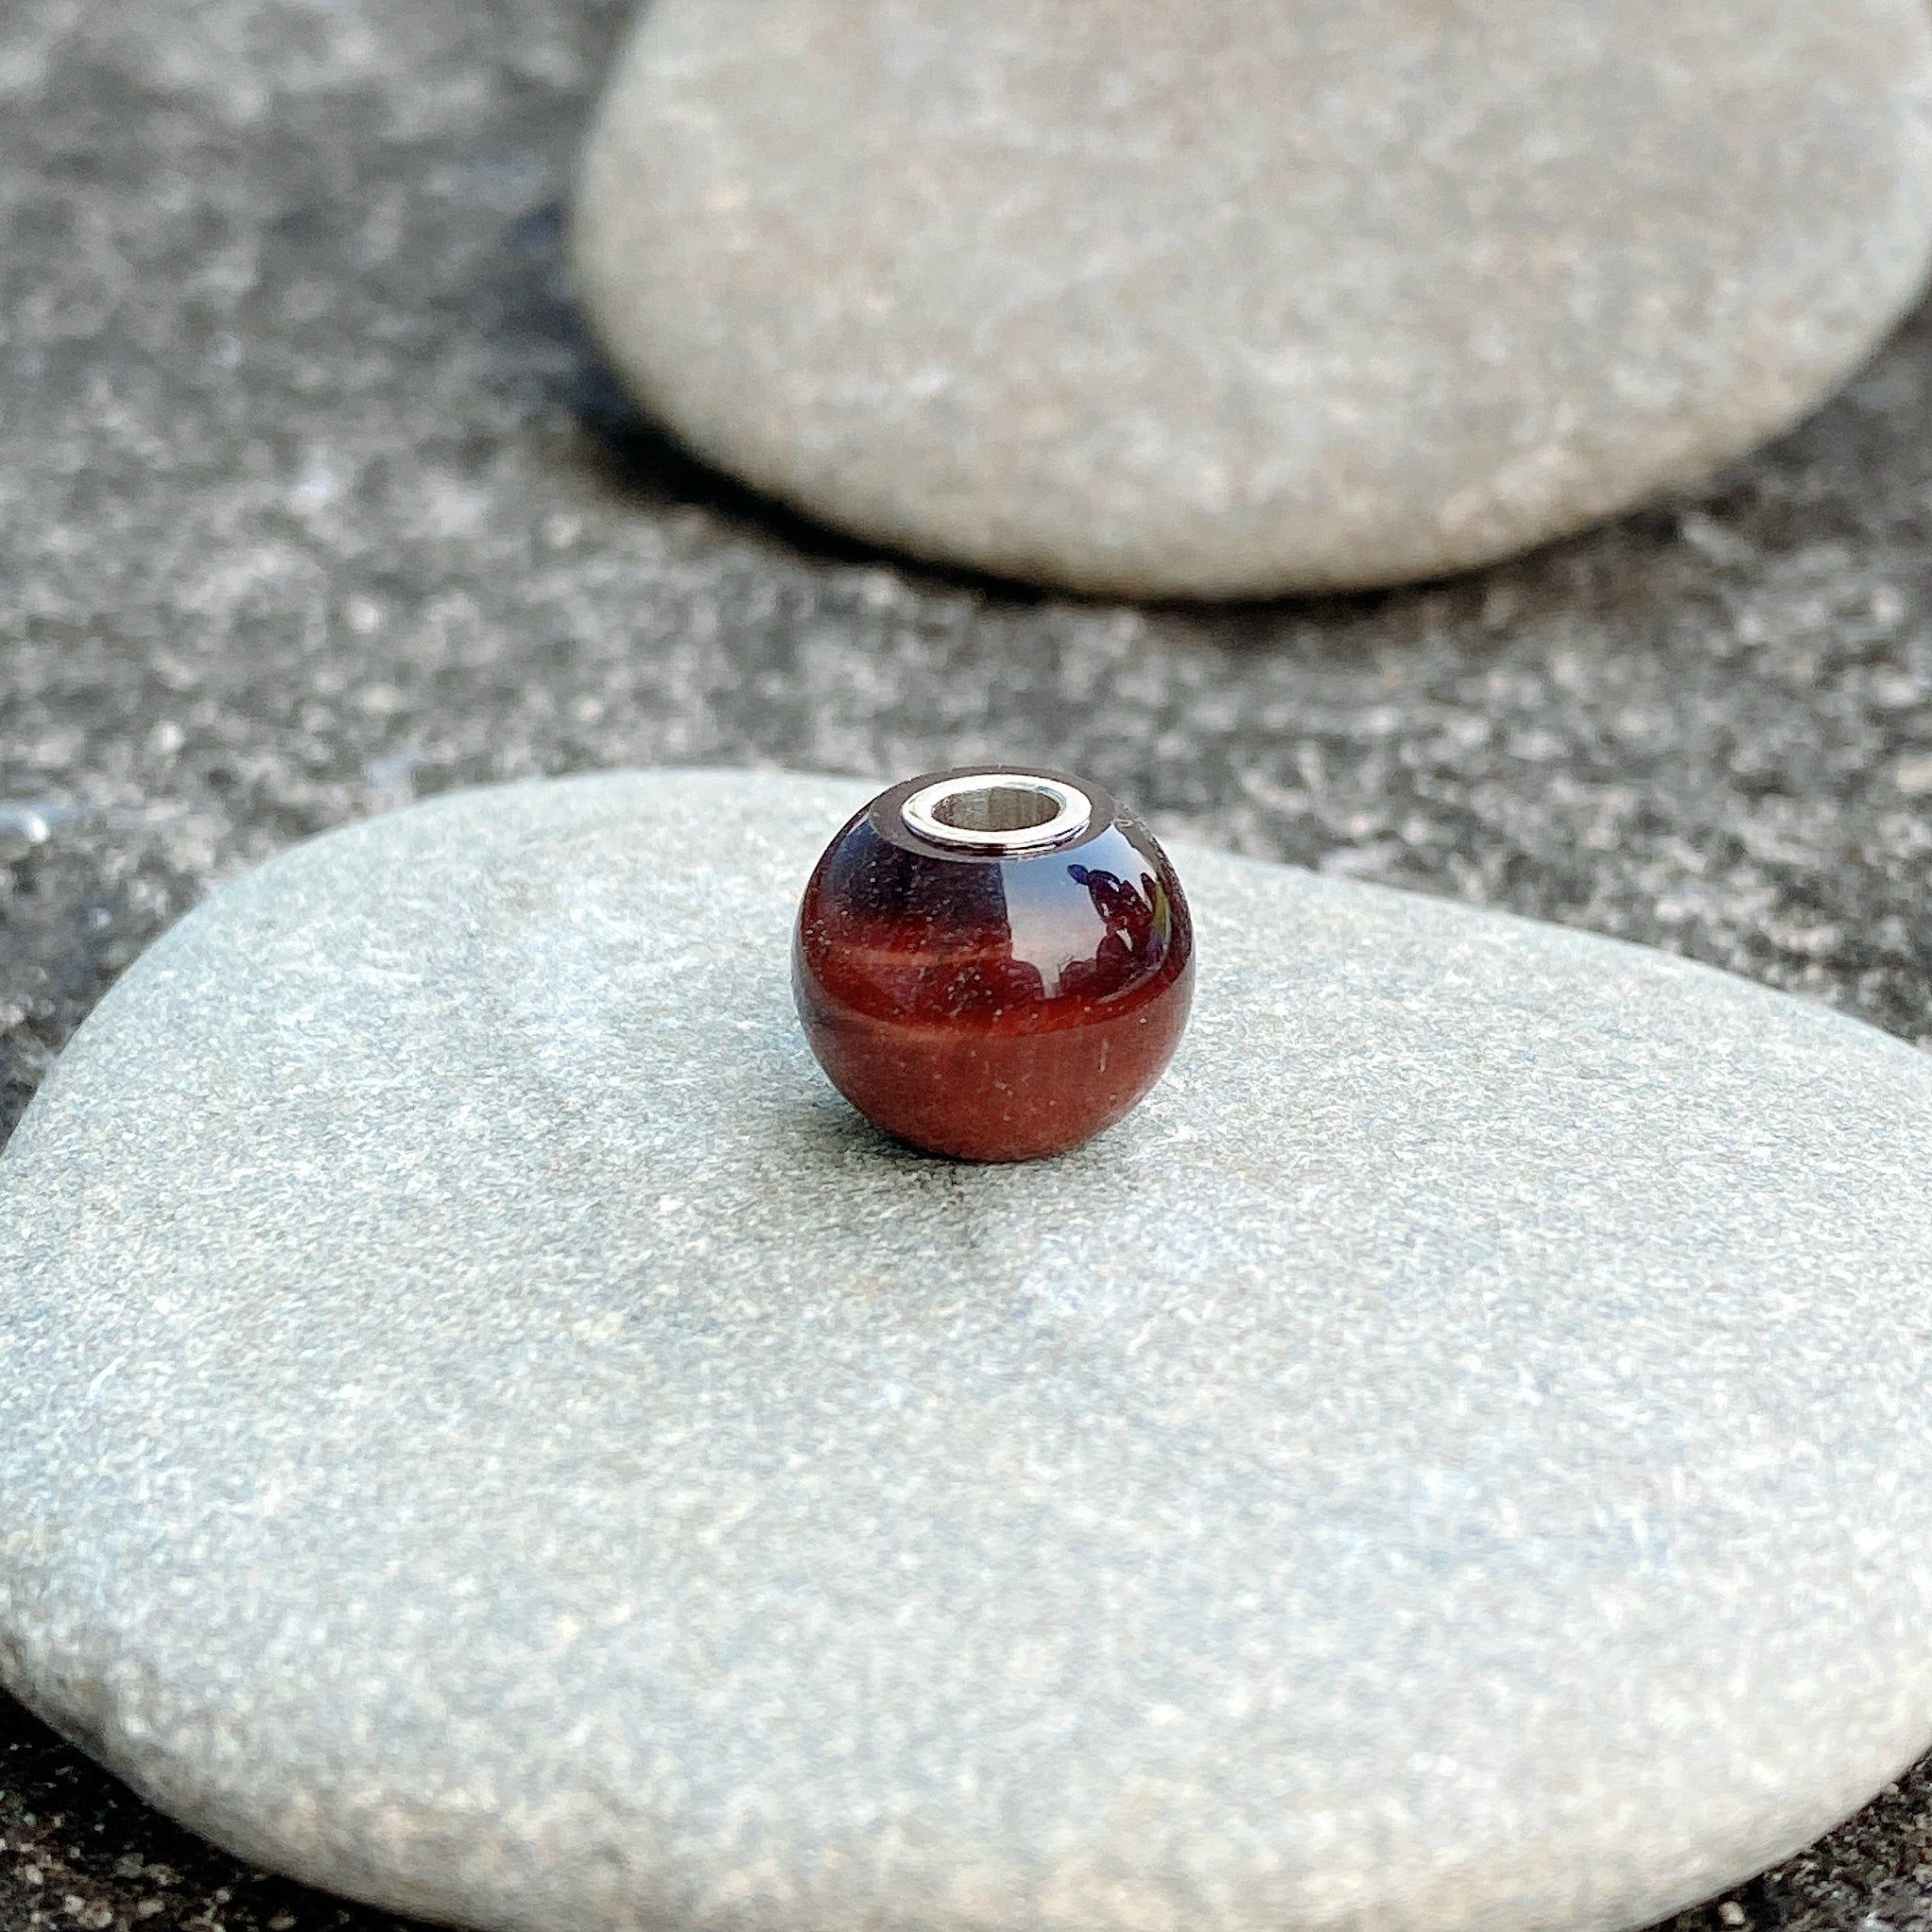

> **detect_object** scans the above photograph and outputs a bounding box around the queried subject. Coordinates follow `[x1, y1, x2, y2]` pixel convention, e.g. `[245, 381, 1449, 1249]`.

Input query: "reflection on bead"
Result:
[793, 766, 1194, 1161]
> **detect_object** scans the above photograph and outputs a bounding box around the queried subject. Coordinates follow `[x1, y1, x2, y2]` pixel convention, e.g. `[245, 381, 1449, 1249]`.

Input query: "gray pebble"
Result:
[5, 770, 1932, 1932]
[573, 0, 1932, 598]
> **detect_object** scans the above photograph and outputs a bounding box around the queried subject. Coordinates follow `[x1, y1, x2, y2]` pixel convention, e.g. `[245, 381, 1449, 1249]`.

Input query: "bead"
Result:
[793, 767, 1194, 1161]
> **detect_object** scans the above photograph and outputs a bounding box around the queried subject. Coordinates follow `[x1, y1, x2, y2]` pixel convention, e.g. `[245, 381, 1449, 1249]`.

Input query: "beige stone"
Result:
[574, 0, 1932, 597]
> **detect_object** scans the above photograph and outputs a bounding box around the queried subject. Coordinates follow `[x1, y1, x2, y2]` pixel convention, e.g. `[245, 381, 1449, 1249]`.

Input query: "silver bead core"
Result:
[899, 773, 1094, 855]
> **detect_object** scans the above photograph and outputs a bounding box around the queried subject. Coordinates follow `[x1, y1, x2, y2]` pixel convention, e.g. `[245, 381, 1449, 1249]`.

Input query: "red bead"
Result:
[793, 767, 1194, 1161]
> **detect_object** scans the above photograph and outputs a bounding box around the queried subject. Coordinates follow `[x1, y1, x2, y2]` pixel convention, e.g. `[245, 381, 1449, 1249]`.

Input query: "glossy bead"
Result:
[793, 766, 1194, 1161]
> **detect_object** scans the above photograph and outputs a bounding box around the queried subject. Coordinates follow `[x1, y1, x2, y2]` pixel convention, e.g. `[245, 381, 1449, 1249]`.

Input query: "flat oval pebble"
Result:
[573, 0, 1932, 598]
[7, 770, 1932, 1932]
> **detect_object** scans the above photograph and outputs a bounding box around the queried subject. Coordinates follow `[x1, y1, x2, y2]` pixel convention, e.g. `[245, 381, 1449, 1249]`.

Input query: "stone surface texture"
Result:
[6, 772, 1932, 1932]
[573, 0, 1932, 598]
[10, 0, 1932, 1927]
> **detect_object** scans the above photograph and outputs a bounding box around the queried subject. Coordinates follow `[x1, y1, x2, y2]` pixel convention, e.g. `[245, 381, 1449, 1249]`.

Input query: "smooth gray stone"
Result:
[5, 769, 1932, 1932]
[573, 0, 1932, 599]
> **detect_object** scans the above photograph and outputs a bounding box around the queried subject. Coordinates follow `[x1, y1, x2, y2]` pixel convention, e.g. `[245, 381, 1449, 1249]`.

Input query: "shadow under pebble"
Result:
[5, 0, 1932, 1924]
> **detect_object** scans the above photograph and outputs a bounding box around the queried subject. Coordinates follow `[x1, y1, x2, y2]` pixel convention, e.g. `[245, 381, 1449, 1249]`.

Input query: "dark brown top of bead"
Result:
[801, 769, 1190, 1029]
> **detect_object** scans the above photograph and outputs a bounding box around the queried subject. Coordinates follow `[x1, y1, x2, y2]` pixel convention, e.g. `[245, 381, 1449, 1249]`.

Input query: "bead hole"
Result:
[929, 784, 1063, 836]
[899, 772, 1093, 853]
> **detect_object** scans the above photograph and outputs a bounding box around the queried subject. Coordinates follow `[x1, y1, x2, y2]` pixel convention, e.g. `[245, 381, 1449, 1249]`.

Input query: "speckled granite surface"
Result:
[4, 0, 1932, 1928]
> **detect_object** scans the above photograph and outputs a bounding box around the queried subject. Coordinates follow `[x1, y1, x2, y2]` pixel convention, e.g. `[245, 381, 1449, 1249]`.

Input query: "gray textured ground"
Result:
[4, 0, 1932, 1927]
